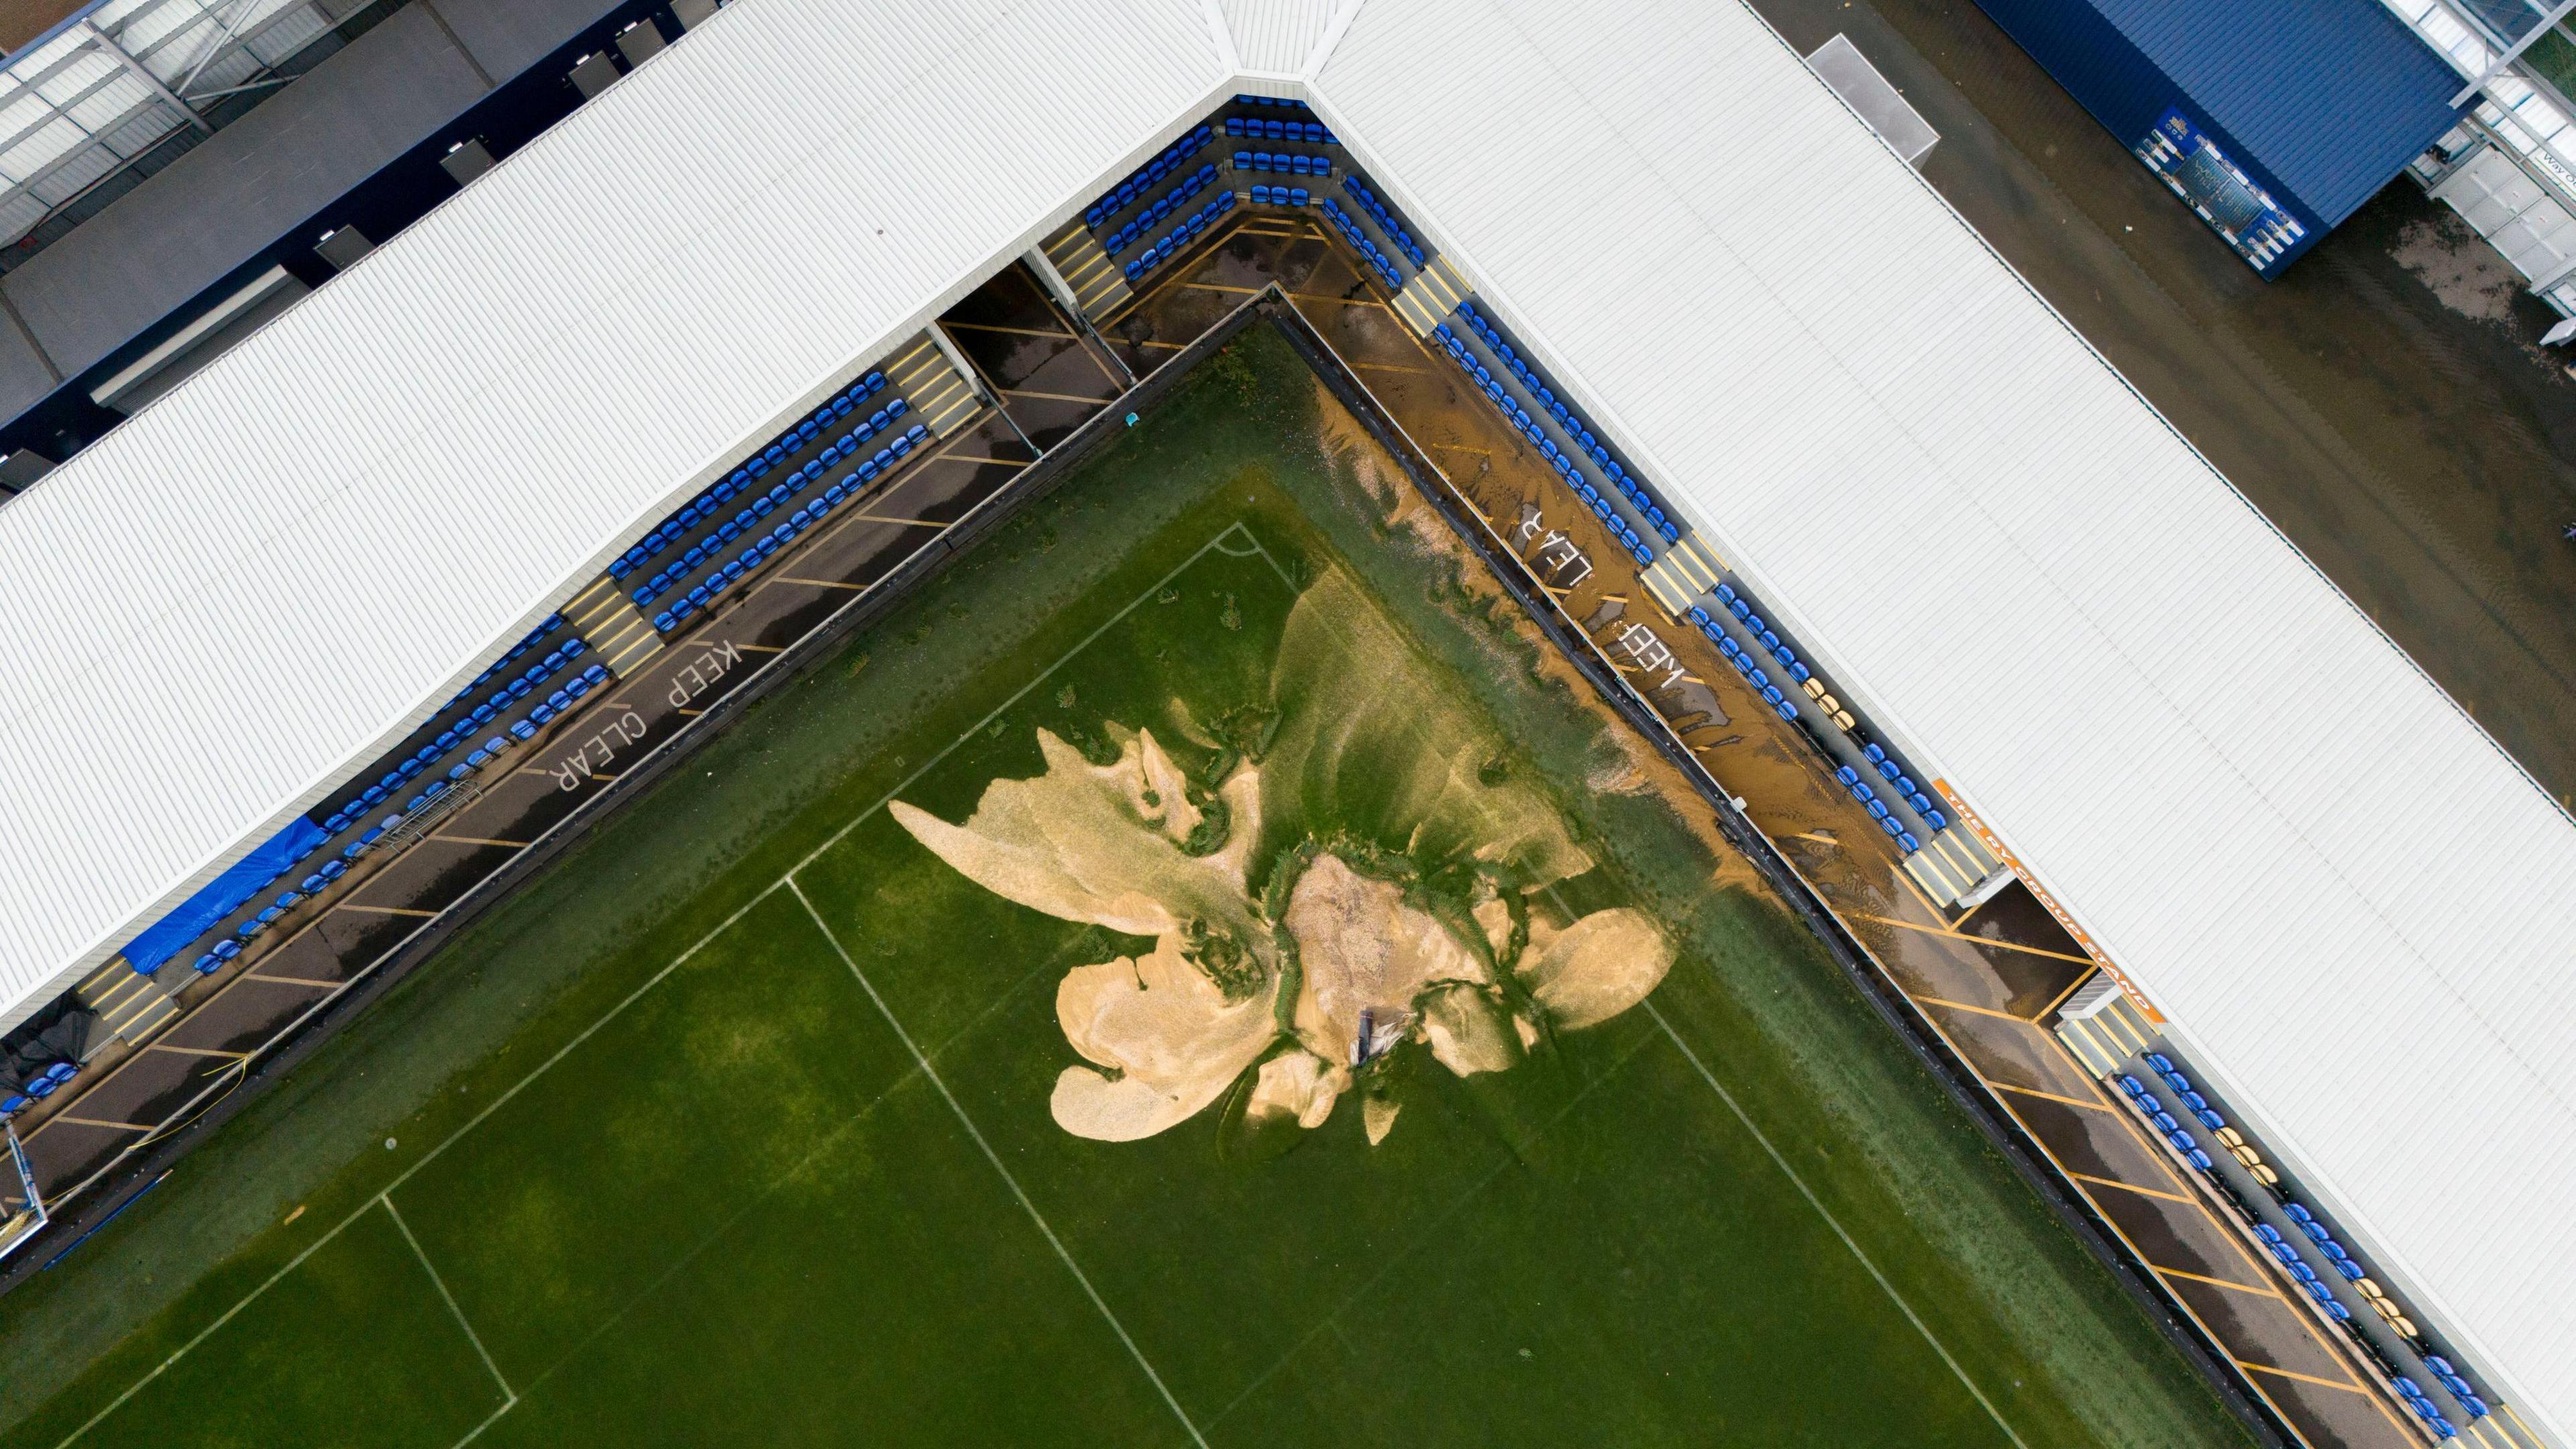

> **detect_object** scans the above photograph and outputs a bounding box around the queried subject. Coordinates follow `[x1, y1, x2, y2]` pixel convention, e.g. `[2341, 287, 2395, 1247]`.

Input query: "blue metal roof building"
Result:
[1971, 0, 2466, 273]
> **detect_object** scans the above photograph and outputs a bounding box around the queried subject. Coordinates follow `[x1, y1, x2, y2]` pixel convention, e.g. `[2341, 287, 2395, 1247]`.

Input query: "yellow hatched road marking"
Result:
[50, 1115, 152, 1133]
[2033, 968, 2099, 1022]
[2154, 1265, 2279, 1298]
[1911, 994, 2039, 1025]
[2233, 1360, 2367, 1394]
[942, 321, 1079, 341]
[1851, 912, 2095, 965]
[2068, 1171, 2194, 1205]
[1988, 1081, 2114, 1114]
[244, 973, 345, 989]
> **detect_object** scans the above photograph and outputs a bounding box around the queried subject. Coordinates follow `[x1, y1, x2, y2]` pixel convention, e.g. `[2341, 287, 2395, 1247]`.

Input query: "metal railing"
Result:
[2385, 0, 2576, 307]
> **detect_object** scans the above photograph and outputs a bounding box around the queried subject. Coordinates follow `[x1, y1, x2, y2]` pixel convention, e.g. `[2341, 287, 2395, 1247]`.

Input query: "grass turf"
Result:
[0, 329, 2253, 1448]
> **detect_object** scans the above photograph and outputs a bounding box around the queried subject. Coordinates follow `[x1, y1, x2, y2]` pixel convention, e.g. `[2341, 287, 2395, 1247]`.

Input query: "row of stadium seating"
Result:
[1433, 306, 1663, 566]
[1703, 623, 1805, 724]
[610, 368, 917, 635]
[1120, 191, 1237, 281]
[1234, 150, 1328, 177]
[180, 633, 616, 973]
[1318, 198, 1401, 290]
[616, 374, 896, 591]
[133, 615, 593, 977]
[1438, 291, 1931, 853]
[1082, 124, 1216, 231]
[1432, 330, 1645, 564]
[0, 1062, 76, 1116]
[335, 631, 583, 833]
[187, 682, 608, 975]
[1248, 184, 1310, 208]
[1690, 580, 1941, 847]
[1104, 164, 1218, 257]
[435, 609, 567, 710]
[629, 403, 914, 608]
[1340, 178, 1426, 270]
[1701, 588, 1813, 687]
[650, 423, 930, 635]
[1224, 115, 1334, 144]
[1458, 303, 1678, 542]
[2117, 1058, 2486, 1438]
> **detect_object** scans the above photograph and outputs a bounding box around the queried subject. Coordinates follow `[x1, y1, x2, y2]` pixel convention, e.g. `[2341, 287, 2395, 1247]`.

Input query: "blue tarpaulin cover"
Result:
[121, 816, 328, 973]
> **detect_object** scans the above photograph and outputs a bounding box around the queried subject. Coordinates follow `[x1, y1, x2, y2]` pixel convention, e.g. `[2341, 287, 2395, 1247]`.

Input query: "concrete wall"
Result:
[0, 0, 628, 423]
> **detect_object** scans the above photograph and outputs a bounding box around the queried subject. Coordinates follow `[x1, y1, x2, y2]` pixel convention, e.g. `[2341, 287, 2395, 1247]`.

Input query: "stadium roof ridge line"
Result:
[0, 0, 2569, 1438]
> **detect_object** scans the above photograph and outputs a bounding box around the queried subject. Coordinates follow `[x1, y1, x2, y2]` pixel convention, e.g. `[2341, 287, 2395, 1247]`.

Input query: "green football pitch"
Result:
[0, 332, 2251, 1449]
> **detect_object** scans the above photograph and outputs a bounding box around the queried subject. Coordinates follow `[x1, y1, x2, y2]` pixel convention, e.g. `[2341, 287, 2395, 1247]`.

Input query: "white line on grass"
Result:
[1204, 1025, 1664, 1430]
[790, 880, 1212, 1449]
[786, 522, 1275, 881]
[482, 943, 1070, 1415]
[46, 887, 780, 1449]
[385, 1196, 515, 1407]
[52, 524, 1279, 1447]
[448, 1399, 517, 1448]
[45, 1199, 371, 1449]
[1644, 998, 2033, 1449]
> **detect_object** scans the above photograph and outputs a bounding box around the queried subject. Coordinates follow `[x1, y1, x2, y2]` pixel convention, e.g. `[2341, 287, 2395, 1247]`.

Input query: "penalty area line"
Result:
[46, 521, 1287, 1449]
[789, 879, 1212, 1449]
[1644, 998, 2033, 1449]
[384, 1195, 514, 1408]
[46, 885, 784, 1449]
[784, 519, 1276, 881]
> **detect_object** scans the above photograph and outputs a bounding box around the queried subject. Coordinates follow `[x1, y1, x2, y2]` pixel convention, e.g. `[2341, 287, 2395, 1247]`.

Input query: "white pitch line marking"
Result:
[1645, 998, 2032, 1449]
[52, 523, 1283, 1448]
[386, 1195, 515, 1407]
[790, 879, 1210, 1449]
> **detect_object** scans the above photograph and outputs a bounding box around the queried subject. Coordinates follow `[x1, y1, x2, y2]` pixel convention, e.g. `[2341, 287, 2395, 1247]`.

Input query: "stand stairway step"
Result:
[1040, 219, 1133, 324]
[885, 332, 981, 437]
[564, 574, 663, 673]
[1902, 828, 2007, 908]
[74, 957, 180, 1047]
[2055, 976, 2155, 1077]
[1638, 533, 1726, 615]
[1389, 254, 1470, 335]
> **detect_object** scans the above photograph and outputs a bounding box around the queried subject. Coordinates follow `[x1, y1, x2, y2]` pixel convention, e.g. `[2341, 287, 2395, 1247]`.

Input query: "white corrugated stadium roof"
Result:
[0, 0, 2567, 1435]
[0, 0, 1233, 1019]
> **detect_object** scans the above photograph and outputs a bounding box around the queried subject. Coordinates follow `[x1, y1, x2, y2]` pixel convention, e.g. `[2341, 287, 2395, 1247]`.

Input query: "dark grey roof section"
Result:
[429, 0, 621, 83]
[0, 296, 61, 407]
[0, 7, 480, 392]
[0, 0, 626, 422]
